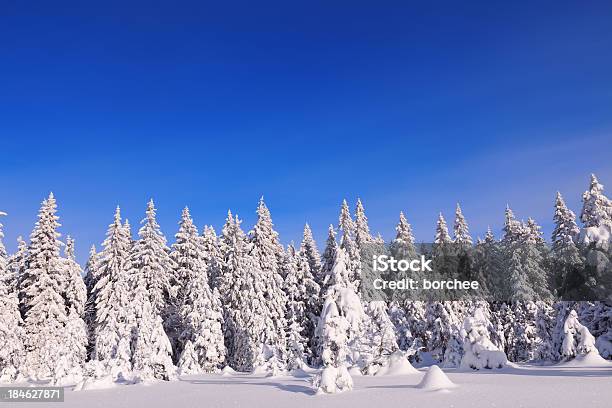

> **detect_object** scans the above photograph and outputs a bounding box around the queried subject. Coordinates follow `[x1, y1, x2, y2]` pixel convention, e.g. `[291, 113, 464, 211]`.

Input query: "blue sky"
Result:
[1, 1, 611, 263]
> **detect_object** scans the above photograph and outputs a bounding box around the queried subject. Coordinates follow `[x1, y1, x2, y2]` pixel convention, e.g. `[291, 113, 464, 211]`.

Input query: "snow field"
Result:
[6, 364, 611, 408]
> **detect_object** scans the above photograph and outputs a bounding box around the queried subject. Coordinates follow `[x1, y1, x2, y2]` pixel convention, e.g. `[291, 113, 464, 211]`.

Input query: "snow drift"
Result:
[417, 365, 457, 391]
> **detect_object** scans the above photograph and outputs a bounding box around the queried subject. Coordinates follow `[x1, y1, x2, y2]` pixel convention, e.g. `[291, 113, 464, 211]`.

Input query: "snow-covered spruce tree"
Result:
[390, 211, 417, 260]
[506, 300, 556, 363]
[453, 203, 472, 247]
[387, 212, 423, 359]
[552, 192, 584, 298]
[0, 212, 25, 382]
[61, 237, 87, 317]
[20, 193, 73, 381]
[283, 244, 320, 369]
[580, 174, 612, 232]
[561, 309, 600, 360]
[82, 244, 99, 358]
[218, 211, 265, 372]
[301, 223, 322, 283]
[321, 248, 366, 364]
[91, 207, 134, 377]
[52, 236, 88, 383]
[425, 301, 462, 363]
[177, 254, 225, 373]
[579, 175, 612, 300]
[129, 200, 177, 317]
[453, 204, 474, 284]
[471, 228, 500, 299]
[504, 223, 536, 302]
[500, 206, 521, 299]
[313, 295, 352, 394]
[391, 300, 428, 360]
[338, 199, 361, 290]
[354, 198, 373, 251]
[248, 198, 288, 373]
[282, 245, 312, 369]
[460, 307, 507, 369]
[8, 236, 27, 307]
[533, 301, 556, 362]
[3, 235, 22, 302]
[505, 301, 533, 362]
[83, 245, 99, 297]
[168, 207, 204, 354]
[435, 212, 452, 246]
[524, 218, 553, 301]
[129, 254, 176, 381]
[502, 209, 553, 303]
[313, 248, 360, 393]
[201, 225, 222, 290]
[388, 212, 418, 301]
[319, 224, 338, 296]
[358, 300, 399, 374]
[0, 211, 7, 267]
[171, 207, 201, 306]
[432, 213, 457, 299]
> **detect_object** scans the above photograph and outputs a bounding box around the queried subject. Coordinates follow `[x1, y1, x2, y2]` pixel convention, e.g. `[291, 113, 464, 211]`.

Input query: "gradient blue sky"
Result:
[1, 1, 611, 263]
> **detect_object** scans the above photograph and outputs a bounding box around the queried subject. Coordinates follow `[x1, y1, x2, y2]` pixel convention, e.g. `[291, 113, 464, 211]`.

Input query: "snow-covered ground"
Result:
[6, 363, 612, 408]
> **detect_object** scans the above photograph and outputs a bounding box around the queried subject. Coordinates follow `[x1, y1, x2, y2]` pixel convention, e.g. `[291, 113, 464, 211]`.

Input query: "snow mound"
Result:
[376, 351, 419, 376]
[221, 366, 237, 376]
[558, 351, 612, 368]
[74, 375, 117, 391]
[417, 365, 457, 391]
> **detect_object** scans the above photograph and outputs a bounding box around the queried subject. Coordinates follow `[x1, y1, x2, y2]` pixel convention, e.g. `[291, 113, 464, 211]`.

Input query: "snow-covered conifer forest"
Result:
[1, 174, 611, 407]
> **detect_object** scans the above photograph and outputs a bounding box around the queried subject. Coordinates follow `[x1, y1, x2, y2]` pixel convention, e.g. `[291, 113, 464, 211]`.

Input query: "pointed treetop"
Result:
[453, 203, 472, 245]
[354, 197, 371, 245]
[505, 205, 515, 222]
[581, 173, 612, 229]
[303, 222, 313, 237]
[589, 173, 602, 192]
[112, 205, 122, 224]
[485, 226, 495, 241]
[327, 223, 337, 241]
[435, 212, 451, 244]
[338, 199, 354, 233]
[395, 211, 415, 245]
[257, 196, 270, 216]
[525, 217, 545, 245]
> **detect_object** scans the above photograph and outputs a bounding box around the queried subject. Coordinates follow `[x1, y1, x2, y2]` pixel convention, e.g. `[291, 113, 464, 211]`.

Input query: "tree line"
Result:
[0, 174, 610, 384]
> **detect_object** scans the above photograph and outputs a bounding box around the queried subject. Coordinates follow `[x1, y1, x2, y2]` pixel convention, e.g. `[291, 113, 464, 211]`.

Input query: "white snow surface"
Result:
[4, 364, 612, 408]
